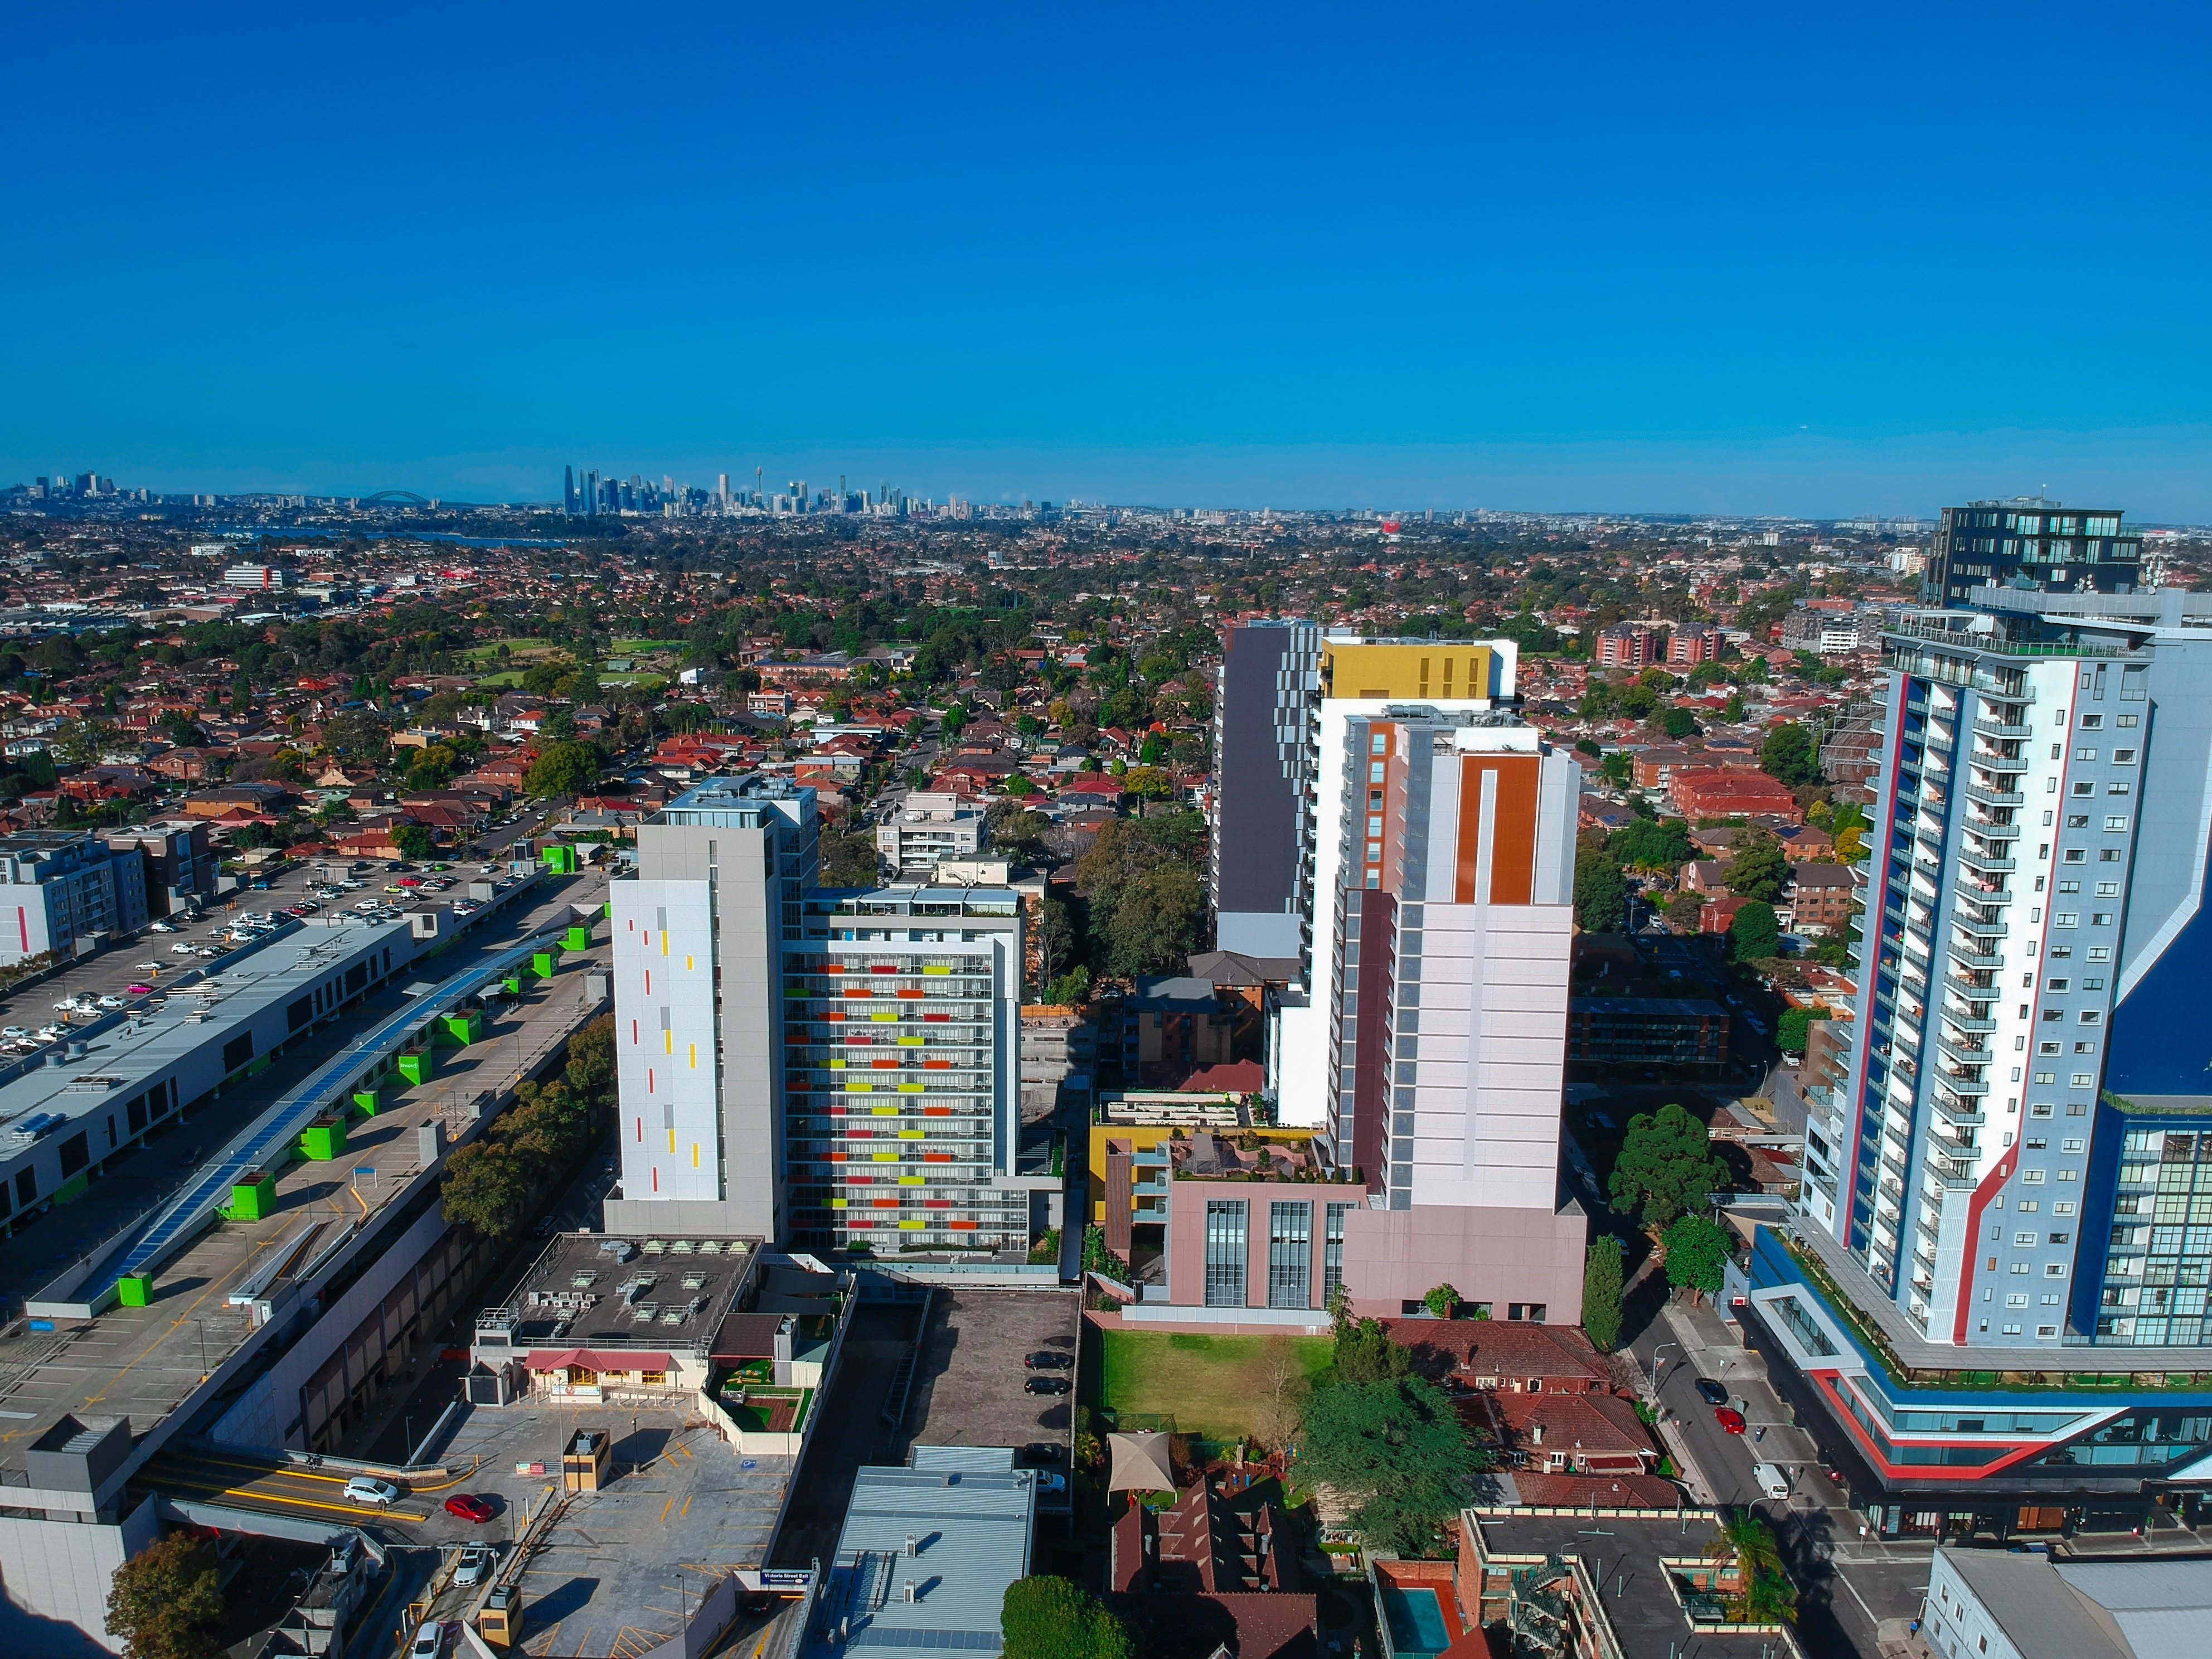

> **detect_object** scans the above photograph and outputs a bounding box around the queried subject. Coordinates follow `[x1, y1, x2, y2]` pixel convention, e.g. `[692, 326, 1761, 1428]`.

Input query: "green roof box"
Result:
[564, 925, 591, 952]
[298, 1119, 347, 1161]
[398, 1050, 436, 1086]
[542, 845, 578, 875]
[352, 1088, 381, 1117]
[532, 952, 557, 980]
[229, 1174, 278, 1221]
[441, 1010, 486, 1047]
[117, 1273, 153, 1308]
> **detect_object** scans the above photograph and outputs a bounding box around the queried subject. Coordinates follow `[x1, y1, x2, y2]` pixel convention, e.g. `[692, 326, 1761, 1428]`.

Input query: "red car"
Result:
[1714, 1407, 1747, 1435]
[444, 1493, 494, 1523]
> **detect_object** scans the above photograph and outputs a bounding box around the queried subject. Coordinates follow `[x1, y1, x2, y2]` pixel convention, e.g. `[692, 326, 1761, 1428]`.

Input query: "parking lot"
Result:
[903, 1289, 1080, 1457]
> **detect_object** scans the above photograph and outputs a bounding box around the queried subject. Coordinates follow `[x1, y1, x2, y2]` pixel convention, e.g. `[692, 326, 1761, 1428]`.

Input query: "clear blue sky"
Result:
[6, 3, 2209, 518]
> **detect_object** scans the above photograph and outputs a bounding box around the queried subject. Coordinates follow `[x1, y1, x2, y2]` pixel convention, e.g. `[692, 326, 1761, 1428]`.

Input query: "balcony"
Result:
[1957, 847, 2017, 876]
[1934, 1032, 1991, 1069]
[1924, 1154, 1980, 1189]
[1974, 717, 2034, 739]
[1940, 1010, 1998, 1034]
[1964, 783, 2025, 809]
[1946, 940, 2005, 969]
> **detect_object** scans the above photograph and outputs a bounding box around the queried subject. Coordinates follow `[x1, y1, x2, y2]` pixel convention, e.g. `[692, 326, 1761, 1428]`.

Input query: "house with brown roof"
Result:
[1468, 1386, 1660, 1478]
[1109, 1479, 1317, 1659]
[1380, 1318, 1611, 1393]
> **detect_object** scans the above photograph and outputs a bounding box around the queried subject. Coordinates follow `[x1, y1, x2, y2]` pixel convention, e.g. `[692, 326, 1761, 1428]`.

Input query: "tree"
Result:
[1666, 892, 1706, 932]
[1032, 898, 1078, 995]
[1775, 1003, 1832, 1056]
[1612, 816, 1692, 874]
[1123, 765, 1175, 801]
[1599, 750, 1632, 787]
[1760, 722, 1818, 787]
[1608, 1103, 1728, 1229]
[1729, 900, 1781, 963]
[1660, 706, 1697, 739]
[1705, 1508, 1797, 1624]
[1325, 1313, 1414, 1386]
[106, 1531, 226, 1659]
[1725, 834, 1787, 903]
[1297, 1377, 1479, 1554]
[524, 739, 600, 799]
[1663, 1213, 1731, 1296]
[1574, 845, 1626, 934]
[1001, 1576, 1136, 1659]
[986, 801, 1052, 865]
[321, 710, 392, 770]
[1045, 966, 1092, 1006]
[391, 823, 436, 860]
[1101, 864, 1205, 977]
[1422, 1284, 1460, 1318]
[1583, 1235, 1625, 1352]
[1721, 691, 1747, 721]
[1252, 1334, 1311, 1451]
[818, 827, 882, 887]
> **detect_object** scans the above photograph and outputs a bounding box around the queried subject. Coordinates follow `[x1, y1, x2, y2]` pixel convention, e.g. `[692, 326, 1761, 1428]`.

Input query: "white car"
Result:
[96, 995, 126, 1009]
[453, 1546, 493, 1588]
[410, 1620, 445, 1656]
[344, 1476, 401, 1507]
[148, 920, 177, 933]
[1, 1027, 27, 1040]
[35, 1026, 64, 1041]
[135, 961, 162, 971]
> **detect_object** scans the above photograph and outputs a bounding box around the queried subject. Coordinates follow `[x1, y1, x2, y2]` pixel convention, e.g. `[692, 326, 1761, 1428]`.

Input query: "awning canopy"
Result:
[1108, 1430, 1177, 1493]
[524, 1348, 676, 1374]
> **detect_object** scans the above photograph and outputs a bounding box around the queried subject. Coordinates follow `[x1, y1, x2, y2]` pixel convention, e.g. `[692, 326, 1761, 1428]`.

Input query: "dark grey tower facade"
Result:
[1209, 620, 1320, 958]
[1927, 500, 2142, 604]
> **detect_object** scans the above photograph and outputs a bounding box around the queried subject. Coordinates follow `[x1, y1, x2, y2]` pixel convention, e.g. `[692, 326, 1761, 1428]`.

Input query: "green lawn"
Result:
[1092, 1329, 1332, 1442]
[459, 636, 559, 664]
[609, 638, 685, 654]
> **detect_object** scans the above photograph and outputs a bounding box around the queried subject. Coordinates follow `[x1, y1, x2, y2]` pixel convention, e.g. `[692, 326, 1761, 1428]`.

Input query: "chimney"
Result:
[904, 1581, 918, 1604]
[906, 1535, 918, 1557]
[1531, 1422, 1544, 1445]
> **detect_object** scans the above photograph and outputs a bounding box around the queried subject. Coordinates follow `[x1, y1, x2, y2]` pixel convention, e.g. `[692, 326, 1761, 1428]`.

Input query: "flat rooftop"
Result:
[799, 1452, 1038, 1659]
[489, 1230, 761, 1354]
[0, 955, 610, 1492]
[0, 918, 413, 1148]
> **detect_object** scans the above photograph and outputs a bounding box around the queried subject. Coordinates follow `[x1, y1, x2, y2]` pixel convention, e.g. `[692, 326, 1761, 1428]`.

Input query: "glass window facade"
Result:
[1323, 1202, 1348, 1307]
[2099, 1128, 2212, 1345]
[1268, 1201, 1312, 1309]
[1205, 1199, 1249, 1307]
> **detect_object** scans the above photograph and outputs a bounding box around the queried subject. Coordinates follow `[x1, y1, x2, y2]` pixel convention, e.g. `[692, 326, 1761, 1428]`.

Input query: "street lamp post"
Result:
[1651, 1341, 1679, 1401]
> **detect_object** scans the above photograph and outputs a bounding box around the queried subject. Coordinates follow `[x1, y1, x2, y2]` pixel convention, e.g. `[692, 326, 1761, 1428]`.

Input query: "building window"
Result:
[1205, 1200, 1249, 1307]
[1268, 1201, 1313, 1308]
[1323, 1202, 1348, 1306]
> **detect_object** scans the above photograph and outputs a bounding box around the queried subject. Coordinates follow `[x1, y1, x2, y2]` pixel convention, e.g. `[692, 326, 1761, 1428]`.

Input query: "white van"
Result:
[1752, 1462, 1789, 1500]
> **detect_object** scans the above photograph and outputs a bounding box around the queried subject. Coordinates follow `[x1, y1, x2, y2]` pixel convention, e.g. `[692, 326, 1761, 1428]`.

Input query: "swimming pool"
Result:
[1378, 1582, 1451, 1658]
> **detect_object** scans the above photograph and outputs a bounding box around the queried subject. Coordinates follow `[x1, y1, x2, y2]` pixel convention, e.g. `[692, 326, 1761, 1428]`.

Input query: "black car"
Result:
[1023, 1351, 1074, 1371]
[1694, 1376, 1729, 1406]
[1024, 1376, 1072, 1395]
[1018, 1442, 1069, 1466]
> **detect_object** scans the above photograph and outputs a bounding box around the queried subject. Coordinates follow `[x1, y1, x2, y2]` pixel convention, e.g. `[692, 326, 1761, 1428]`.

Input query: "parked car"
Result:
[444, 1493, 494, 1523]
[96, 995, 126, 1009]
[135, 961, 162, 972]
[1714, 1407, 1747, 1435]
[343, 1476, 402, 1507]
[1694, 1377, 1729, 1406]
[1034, 1471, 1068, 1496]
[454, 1546, 494, 1587]
[1023, 1376, 1071, 1396]
[1018, 1442, 1068, 1466]
[127, 984, 153, 996]
[410, 1622, 445, 1657]
[149, 920, 178, 933]
[1023, 1351, 1073, 1370]
[1, 1027, 27, 1040]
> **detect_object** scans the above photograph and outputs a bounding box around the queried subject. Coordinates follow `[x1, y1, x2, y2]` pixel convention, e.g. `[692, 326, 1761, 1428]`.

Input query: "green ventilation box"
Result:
[531, 952, 557, 980]
[502, 975, 523, 996]
[564, 925, 591, 952]
[441, 1010, 484, 1047]
[541, 845, 578, 875]
[298, 1119, 347, 1161]
[398, 1050, 436, 1086]
[352, 1089, 381, 1116]
[117, 1274, 152, 1308]
[229, 1175, 278, 1221]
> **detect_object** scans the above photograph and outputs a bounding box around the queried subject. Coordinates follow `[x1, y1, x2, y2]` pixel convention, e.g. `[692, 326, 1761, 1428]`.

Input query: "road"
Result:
[137, 1442, 446, 1529]
[1624, 1291, 1928, 1659]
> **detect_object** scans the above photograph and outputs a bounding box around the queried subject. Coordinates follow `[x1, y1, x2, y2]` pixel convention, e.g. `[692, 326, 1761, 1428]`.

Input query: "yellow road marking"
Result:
[680, 1494, 693, 1519]
[661, 1496, 675, 1522]
[83, 1239, 276, 1408]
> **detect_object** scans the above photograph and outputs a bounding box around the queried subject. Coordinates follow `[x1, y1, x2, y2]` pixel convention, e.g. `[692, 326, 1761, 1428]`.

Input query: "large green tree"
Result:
[321, 710, 393, 769]
[1725, 833, 1788, 903]
[1001, 1576, 1136, 1659]
[1574, 845, 1626, 934]
[1663, 1213, 1733, 1296]
[524, 739, 601, 799]
[1759, 722, 1819, 787]
[1608, 1103, 1729, 1229]
[1729, 900, 1781, 962]
[106, 1532, 226, 1659]
[1582, 1235, 1625, 1352]
[818, 826, 883, 887]
[1297, 1376, 1479, 1554]
[1612, 816, 1692, 874]
[1102, 864, 1205, 977]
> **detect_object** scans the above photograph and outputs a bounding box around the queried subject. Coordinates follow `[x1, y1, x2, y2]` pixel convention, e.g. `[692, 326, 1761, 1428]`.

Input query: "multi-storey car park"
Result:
[1751, 581, 2212, 1540]
[0, 863, 618, 1650]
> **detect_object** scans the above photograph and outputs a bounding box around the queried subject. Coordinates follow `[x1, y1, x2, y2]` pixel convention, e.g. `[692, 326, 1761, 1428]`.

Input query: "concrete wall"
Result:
[1340, 1200, 1587, 1324]
[0, 1492, 159, 1655]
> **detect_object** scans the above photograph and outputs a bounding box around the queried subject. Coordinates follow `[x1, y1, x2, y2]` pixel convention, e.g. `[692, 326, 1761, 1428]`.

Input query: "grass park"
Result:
[1088, 1328, 1332, 1443]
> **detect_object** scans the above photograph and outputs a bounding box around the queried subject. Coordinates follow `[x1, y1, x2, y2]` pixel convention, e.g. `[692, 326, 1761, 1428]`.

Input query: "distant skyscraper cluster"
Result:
[562, 465, 931, 521]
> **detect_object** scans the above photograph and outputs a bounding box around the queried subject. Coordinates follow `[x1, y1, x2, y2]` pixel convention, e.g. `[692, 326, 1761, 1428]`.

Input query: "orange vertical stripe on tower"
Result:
[1487, 755, 1540, 905]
